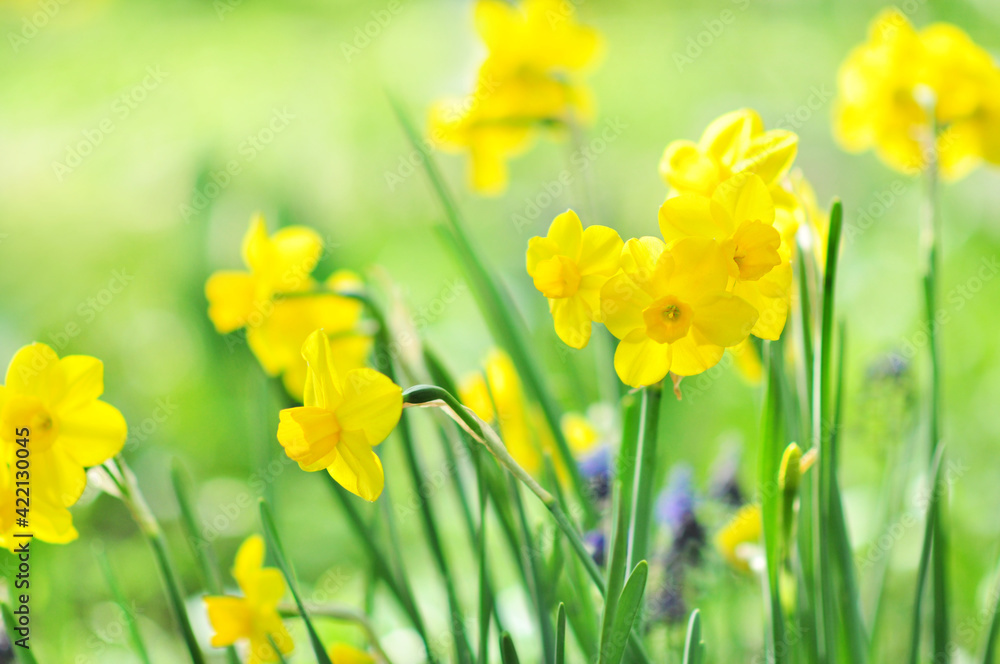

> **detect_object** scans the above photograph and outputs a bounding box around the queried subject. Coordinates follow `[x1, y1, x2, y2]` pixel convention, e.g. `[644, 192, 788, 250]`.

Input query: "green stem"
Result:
[402, 384, 653, 664]
[626, 384, 662, 573]
[107, 458, 205, 664]
[388, 96, 596, 524]
[95, 543, 153, 664]
[921, 132, 950, 663]
[277, 602, 392, 664]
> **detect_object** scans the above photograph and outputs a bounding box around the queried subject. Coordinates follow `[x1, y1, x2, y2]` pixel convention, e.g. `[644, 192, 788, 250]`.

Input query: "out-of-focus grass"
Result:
[1, 0, 1000, 661]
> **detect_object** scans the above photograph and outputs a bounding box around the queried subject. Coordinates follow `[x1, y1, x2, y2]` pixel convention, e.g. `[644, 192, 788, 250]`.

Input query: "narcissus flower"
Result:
[0, 343, 127, 548]
[715, 504, 763, 573]
[328, 643, 375, 664]
[277, 330, 401, 502]
[206, 216, 371, 401]
[660, 109, 798, 200]
[429, 0, 602, 194]
[834, 9, 1000, 179]
[206, 214, 321, 333]
[600, 237, 758, 388]
[658, 173, 793, 340]
[527, 210, 623, 349]
[204, 535, 293, 664]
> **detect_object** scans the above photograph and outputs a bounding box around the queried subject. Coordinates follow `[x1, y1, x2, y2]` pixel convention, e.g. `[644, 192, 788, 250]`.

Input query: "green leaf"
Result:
[603, 561, 648, 664]
[682, 609, 704, 664]
[555, 603, 567, 664]
[500, 632, 521, 664]
[1, 602, 39, 664]
[627, 384, 663, 574]
[760, 341, 787, 664]
[599, 484, 627, 663]
[96, 543, 153, 664]
[908, 447, 947, 664]
[259, 499, 333, 664]
[981, 555, 1000, 664]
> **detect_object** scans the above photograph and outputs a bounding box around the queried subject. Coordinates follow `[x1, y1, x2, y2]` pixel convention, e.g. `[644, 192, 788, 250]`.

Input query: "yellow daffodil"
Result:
[526, 210, 623, 349]
[329, 643, 375, 664]
[206, 214, 321, 333]
[660, 109, 798, 200]
[206, 216, 372, 401]
[788, 170, 828, 268]
[430, 0, 602, 194]
[460, 349, 545, 474]
[658, 174, 792, 340]
[250, 273, 372, 402]
[204, 535, 293, 664]
[716, 504, 762, 573]
[834, 9, 1000, 180]
[600, 237, 758, 388]
[0, 343, 127, 548]
[277, 330, 402, 502]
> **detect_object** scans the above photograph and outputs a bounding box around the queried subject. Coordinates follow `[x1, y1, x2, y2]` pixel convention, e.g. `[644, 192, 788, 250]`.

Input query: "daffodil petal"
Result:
[577, 225, 623, 276]
[711, 173, 775, 228]
[668, 335, 725, 376]
[692, 292, 759, 347]
[301, 330, 342, 410]
[600, 272, 650, 340]
[548, 210, 583, 259]
[4, 343, 59, 400]
[233, 534, 266, 588]
[328, 434, 385, 502]
[277, 407, 342, 471]
[613, 334, 672, 388]
[551, 296, 592, 349]
[57, 400, 127, 468]
[51, 355, 104, 412]
[336, 369, 402, 446]
[658, 194, 719, 242]
[205, 271, 258, 334]
[204, 596, 252, 647]
[733, 263, 793, 340]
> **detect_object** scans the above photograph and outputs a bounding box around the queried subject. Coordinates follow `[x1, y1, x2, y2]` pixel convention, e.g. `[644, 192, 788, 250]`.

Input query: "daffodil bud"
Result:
[779, 442, 802, 496]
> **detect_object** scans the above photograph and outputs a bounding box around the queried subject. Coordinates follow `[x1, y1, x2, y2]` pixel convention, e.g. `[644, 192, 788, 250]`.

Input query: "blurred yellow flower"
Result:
[730, 338, 763, 385]
[329, 642, 375, 664]
[601, 237, 758, 388]
[716, 504, 762, 573]
[0, 343, 127, 548]
[834, 8, 1000, 180]
[659, 108, 798, 199]
[459, 349, 543, 474]
[206, 214, 321, 333]
[527, 210, 623, 349]
[204, 535, 293, 664]
[658, 173, 793, 340]
[206, 216, 372, 401]
[430, 0, 602, 194]
[277, 330, 402, 502]
[561, 412, 600, 455]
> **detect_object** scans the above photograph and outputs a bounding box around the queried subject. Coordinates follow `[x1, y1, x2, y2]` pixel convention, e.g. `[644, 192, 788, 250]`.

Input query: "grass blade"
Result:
[555, 603, 567, 664]
[96, 543, 153, 664]
[500, 632, 521, 664]
[627, 384, 663, 574]
[259, 499, 334, 664]
[2, 603, 39, 664]
[981, 553, 1000, 664]
[388, 95, 595, 522]
[682, 609, 704, 664]
[603, 561, 648, 664]
[171, 460, 223, 593]
[908, 446, 946, 664]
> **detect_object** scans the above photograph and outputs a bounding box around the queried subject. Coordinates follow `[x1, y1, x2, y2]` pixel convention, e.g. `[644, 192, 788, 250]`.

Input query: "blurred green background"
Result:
[2, 0, 1000, 661]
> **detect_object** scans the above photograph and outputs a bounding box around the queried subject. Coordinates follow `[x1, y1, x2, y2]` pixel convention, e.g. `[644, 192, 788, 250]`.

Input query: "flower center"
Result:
[642, 296, 693, 344]
[532, 255, 582, 299]
[1, 395, 59, 453]
[730, 220, 781, 281]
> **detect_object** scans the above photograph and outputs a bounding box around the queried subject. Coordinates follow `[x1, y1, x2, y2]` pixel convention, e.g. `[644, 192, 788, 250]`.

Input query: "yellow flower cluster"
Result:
[204, 535, 294, 664]
[834, 8, 1000, 180]
[205, 215, 372, 401]
[430, 0, 603, 194]
[527, 111, 803, 388]
[0, 343, 126, 548]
